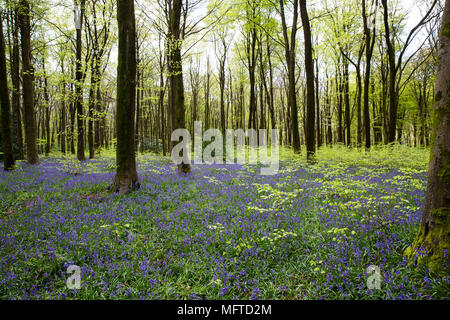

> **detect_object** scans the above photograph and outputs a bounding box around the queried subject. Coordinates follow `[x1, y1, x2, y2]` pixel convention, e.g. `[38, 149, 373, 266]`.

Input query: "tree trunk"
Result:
[405, 0, 450, 273]
[362, 0, 375, 149]
[336, 63, 343, 143]
[247, 28, 257, 131]
[204, 57, 210, 130]
[325, 75, 333, 145]
[44, 75, 51, 156]
[88, 59, 95, 159]
[280, 0, 300, 153]
[135, 43, 140, 153]
[0, 13, 15, 170]
[158, 40, 166, 156]
[267, 38, 275, 131]
[381, 0, 398, 143]
[75, 0, 86, 161]
[60, 59, 66, 154]
[315, 57, 322, 148]
[300, 0, 316, 162]
[343, 59, 351, 146]
[168, 0, 190, 174]
[112, 0, 139, 193]
[19, 0, 39, 165]
[10, 11, 23, 160]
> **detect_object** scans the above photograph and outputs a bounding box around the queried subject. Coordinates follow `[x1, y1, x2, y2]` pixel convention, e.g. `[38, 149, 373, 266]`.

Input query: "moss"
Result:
[431, 207, 450, 219]
[441, 23, 450, 40]
[438, 161, 450, 183]
[405, 206, 450, 275]
[429, 99, 450, 161]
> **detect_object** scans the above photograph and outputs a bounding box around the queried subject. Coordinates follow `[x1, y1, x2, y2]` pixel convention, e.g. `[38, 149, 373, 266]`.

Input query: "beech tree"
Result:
[18, 0, 39, 165]
[167, 0, 190, 174]
[112, 0, 139, 193]
[381, 0, 439, 143]
[0, 11, 15, 170]
[75, 0, 86, 161]
[300, 0, 316, 162]
[406, 0, 450, 273]
[279, 0, 301, 153]
[1, 0, 444, 167]
[361, 0, 377, 149]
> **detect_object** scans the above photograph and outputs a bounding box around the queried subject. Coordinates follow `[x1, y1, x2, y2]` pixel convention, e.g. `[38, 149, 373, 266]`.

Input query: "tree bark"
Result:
[343, 59, 351, 146]
[19, 0, 39, 165]
[300, 0, 316, 162]
[381, 0, 398, 143]
[406, 0, 450, 273]
[315, 57, 322, 148]
[362, 0, 375, 149]
[43, 73, 51, 156]
[0, 12, 15, 170]
[112, 0, 139, 192]
[60, 58, 67, 154]
[10, 11, 23, 160]
[75, 0, 86, 161]
[247, 27, 258, 131]
[204, 57, 210, 130]
[280, 0, 301, 153]
[88, 58, 95, 159]
[168, 0, 190, 174]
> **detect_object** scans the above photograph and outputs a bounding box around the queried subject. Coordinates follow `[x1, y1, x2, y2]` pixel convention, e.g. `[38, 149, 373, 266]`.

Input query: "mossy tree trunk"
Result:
[18, 0, 39, 165]
[112, 0, 139, 193]
[406, 0, 450, 274]
[0, 11, 15, 171]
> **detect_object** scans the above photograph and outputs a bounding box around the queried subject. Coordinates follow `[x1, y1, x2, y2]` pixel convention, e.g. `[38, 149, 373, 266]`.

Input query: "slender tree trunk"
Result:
[247, 28, 257, 131]
[168, 0, 190, 174]
[70, 101, 76, 154]
[75, 0, 86, 161]
[381, 0, 398, 143]
[326, 76, 333, 145]
[205, 57, 210, 130]
[406, 0, 450, 273]
[10, 11, 23, 160]
[372, 81, 382, 144]
[43, 74, 51, 155]
[355, 64, 362, 148]
[112, 0, 139, 192]
[88, 59, 95, 159]
[315, 57, 322, 148]
[362, 0, 375, 149]
[61, 69, 66, 154]
[0, 13, 15, 170]
[218, 39, 227, 138]
[135, 43, 140, 153]
[19, 0, 39, 165]
[267, 38, 275, 131]
[336, 64, 343, 143]
[300, 0, 316, 162]
[343, 59, 351, 146]
[280, 0, 300, 153]
[159, 48, 166, 156]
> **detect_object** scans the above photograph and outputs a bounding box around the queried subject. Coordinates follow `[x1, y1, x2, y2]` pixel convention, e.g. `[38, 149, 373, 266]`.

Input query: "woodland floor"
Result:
[0, 146, 449, 299]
